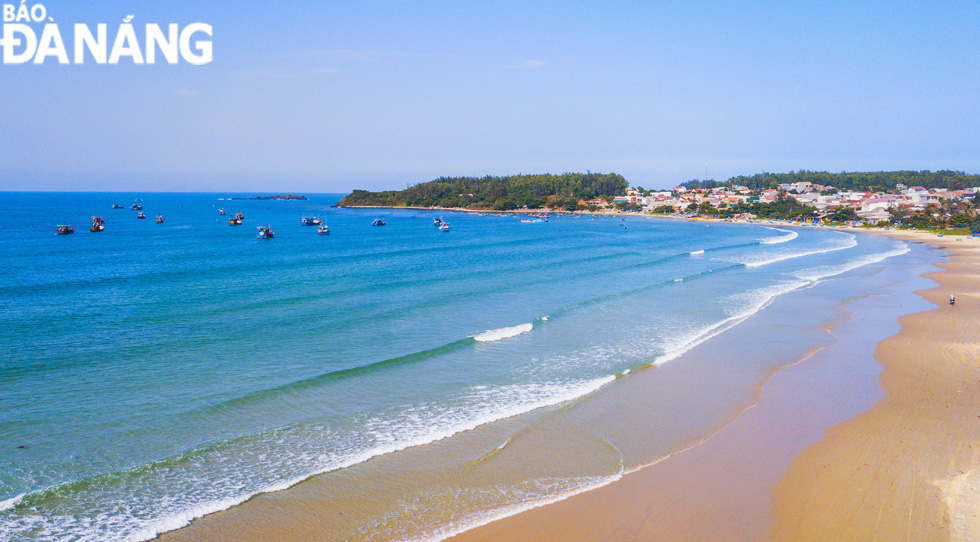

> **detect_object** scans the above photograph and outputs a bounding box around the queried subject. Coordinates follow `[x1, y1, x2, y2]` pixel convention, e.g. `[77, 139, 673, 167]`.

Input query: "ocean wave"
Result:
[793, 243, 910, 282]
[135, 376, 616, 541]
[652, 280, 808, 366]
[759, 228, 798, 245]
[689, 249, 705, 255]
[741, 235, 858, 268]
[0, 493, 24, 512]
[1, 374, 616, 542]
[473, 323, 534, 342]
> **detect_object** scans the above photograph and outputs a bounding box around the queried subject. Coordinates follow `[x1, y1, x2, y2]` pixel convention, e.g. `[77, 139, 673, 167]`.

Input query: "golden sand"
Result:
[769, 232, 980, 542]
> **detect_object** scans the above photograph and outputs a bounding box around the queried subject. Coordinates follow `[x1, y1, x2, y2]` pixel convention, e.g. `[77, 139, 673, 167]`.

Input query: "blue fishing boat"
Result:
[372, 218, 386, 227]
[317, 224, 330, 235]
[301, 216, 322, 226]
[256, 225, 275, 239]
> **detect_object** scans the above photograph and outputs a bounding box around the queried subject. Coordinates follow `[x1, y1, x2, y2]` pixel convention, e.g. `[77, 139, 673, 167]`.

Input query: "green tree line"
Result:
[337, 172, 628, 211]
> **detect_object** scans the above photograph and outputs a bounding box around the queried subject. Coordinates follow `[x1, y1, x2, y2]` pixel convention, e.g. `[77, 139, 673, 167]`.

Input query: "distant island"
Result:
[336, 172, 628, 211]
[230, 194, 308, 200]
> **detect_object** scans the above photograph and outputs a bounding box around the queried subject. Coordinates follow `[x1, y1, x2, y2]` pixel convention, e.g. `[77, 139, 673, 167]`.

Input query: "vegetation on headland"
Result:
[682, 170, 980, 193]
[336, 169, 980, 232]
[336, 173, 628, 211]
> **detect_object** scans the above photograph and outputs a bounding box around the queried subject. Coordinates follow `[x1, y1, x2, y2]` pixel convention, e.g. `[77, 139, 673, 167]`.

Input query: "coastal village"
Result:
[606, 181, 980, 225]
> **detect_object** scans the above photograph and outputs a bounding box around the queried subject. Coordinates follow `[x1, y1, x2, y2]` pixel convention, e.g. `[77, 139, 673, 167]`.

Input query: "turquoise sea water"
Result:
[0, 193, 923, 541]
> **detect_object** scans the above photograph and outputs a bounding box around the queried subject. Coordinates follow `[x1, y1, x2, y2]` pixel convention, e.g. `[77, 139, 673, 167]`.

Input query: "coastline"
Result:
[147, 223, 966, 542]
[769, 230, 980, 541]
[447, 229, 979, 542]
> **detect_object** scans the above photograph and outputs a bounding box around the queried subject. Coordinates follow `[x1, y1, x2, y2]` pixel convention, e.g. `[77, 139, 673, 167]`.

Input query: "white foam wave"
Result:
[473, 323, 533, 342]
[413, 471, 624, 542]
[653, 280, 807, 366]
[689, 249, 704, 255]
[760, 227, 798, 244]
[743, 235, 857, 268]
[793, 243, 910, 282]
[116, 375, 615, 542]
[0, 493, 24, 512]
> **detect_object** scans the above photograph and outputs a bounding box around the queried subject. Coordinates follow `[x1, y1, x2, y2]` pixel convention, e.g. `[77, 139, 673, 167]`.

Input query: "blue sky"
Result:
[1, 0, 978, 192]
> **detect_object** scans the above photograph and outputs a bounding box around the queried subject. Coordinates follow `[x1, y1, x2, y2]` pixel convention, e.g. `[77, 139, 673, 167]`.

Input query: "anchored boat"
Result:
[256, 225, 275, 239]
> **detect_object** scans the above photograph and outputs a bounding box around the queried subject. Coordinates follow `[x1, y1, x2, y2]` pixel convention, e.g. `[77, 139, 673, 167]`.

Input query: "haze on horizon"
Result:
[1, 0, 977, 193]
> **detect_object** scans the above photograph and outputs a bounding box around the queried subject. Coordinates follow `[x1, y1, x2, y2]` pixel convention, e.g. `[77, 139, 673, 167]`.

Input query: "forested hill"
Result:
[684, 170, 980, 193]
[336, 173, 628, 210]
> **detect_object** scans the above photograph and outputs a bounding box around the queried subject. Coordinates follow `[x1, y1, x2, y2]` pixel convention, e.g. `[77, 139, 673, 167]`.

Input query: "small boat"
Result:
[111, 204, 123, 209]
[229, 212, 244, 226]
[439, 222, 450, 232]
[317, 225, 330, 235]
[56, 224, 74, 235]
[218, 208, 226, 215]
[137, 211, 146, 219]
[433, 218, 442, 227]
[131, 203, 143, 211]
[257, 225, 275, 239]
[301, 216, 322, 226]
[156, 214, 164, 223]
[90, 216, 105, 232]
[372, 218, 386, 227]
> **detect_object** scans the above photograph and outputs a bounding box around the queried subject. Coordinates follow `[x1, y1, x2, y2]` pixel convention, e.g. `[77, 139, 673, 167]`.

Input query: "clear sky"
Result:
[1, 0, 978, 192]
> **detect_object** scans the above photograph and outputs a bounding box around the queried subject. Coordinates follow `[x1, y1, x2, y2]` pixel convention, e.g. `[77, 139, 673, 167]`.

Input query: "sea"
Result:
[0, 193, 939, 541]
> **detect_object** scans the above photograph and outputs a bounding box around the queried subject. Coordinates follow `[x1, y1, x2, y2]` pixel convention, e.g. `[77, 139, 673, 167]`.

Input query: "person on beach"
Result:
[949, 294, 955, 305]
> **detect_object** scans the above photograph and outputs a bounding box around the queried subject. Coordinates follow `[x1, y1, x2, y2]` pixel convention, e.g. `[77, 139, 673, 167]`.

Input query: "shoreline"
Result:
[769, 230, 980, 541]
[446, 228, 979, 542]
[148, 226, 960, 542]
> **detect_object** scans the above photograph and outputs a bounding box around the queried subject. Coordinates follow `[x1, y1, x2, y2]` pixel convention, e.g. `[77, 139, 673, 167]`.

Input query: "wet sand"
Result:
[449, 231, 980, 542]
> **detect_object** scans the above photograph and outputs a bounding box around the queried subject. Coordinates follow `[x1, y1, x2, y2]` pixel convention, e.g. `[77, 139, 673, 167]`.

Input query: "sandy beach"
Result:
[448, 229, 980, 542]
[769, 231, 980, 542]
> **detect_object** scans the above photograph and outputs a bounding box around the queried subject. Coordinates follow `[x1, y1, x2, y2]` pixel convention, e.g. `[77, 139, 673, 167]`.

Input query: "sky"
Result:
[0, 0, 978, 192]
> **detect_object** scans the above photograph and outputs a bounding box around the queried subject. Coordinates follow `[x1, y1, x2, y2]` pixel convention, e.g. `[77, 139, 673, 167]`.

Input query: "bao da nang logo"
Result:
[1, 1, 212, 64]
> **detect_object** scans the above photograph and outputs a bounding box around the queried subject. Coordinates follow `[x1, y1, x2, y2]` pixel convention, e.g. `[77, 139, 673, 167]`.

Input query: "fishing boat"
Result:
[439, 222, 450, 232]
[111, 204, 123, 209]
[301, 216, 322, 226]
[317, 224, 330, 235]
[137, 211, 146, 219]
[131, 202, 143, 211]
[256, 225, 275, 239]
[156, 214, 164, 223]
[90, 216, 105, 232]
[218, 208, 226, 215]
[433, 218, 442, 226]
[372, 218, 386, 227]
[56, 224, 74, 235]
[229, 212, 244, 226]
